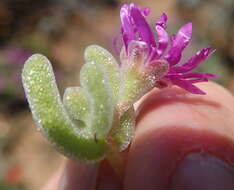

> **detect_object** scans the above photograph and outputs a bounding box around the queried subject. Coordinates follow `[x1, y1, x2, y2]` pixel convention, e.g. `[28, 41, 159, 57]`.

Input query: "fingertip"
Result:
[135, 82, 234, 138]
[124, 82, 234, 189]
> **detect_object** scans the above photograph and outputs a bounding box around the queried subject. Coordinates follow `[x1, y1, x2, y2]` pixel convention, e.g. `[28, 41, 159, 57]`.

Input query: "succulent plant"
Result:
[22, 3, 215, 165]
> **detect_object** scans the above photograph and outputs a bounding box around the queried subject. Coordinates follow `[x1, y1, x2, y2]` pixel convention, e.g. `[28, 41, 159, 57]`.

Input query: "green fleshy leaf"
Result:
[112, 106, 135, 150]
[118, 59, 168, 113]
[22, 54, 106, 162]
[63, 87, 89, 128]
[84, 45, 120, 102]
[118, 68, 148, 113]
[80, 61, 114, 138]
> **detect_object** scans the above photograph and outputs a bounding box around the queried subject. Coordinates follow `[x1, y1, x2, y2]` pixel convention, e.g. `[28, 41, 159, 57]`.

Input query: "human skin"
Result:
[41, 82, 234, 190]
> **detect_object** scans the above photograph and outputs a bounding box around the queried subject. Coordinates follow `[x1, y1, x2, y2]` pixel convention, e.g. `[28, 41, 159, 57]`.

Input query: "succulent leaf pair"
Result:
[22, 45, 150, 162]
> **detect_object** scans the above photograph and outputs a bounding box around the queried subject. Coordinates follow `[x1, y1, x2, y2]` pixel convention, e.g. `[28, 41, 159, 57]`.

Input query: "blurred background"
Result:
[0, 0, 233, 189]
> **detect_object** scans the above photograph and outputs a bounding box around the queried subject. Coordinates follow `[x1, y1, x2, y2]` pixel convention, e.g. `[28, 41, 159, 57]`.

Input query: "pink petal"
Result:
[179, 72, 217, 79]
[170, 47, 215, 73]
[155, 24, 169, 58]
[166, 72, 216, 79]
[170, 78, 206, 94]
[142, 8, 150, 16]
[130, 5, 156, 48]
[165, 23, 193, 65]
[156, 13, 168, 29]
[120, 4, 135, 48]
[189, 78, 209, 83]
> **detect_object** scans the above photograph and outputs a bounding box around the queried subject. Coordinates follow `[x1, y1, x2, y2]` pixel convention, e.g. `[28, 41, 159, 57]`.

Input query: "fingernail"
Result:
[59, 160, 99, 190]
[170, 153, 234, 190]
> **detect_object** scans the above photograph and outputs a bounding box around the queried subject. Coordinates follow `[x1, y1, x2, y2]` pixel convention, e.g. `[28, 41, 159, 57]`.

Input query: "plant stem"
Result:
[106, 140, 124, 181]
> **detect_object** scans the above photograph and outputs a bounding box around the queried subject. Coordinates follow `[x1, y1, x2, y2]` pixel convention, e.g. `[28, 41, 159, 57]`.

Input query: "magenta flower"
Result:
[118, 3, 216, 94]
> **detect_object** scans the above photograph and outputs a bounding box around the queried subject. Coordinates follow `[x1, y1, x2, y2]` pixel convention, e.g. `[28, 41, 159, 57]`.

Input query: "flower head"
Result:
[118, 3, 216, 94]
